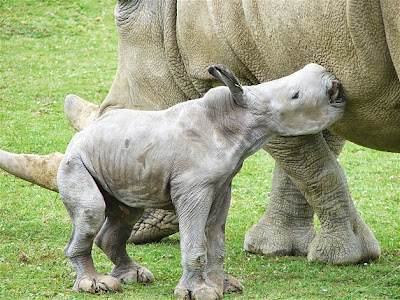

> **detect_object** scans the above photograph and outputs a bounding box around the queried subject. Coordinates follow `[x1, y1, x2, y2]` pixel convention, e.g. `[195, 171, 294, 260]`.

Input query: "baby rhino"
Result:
[57, 63, 345, 299]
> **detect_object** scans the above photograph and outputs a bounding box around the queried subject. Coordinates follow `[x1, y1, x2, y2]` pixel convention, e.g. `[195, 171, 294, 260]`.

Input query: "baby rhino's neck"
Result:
[202, 88, 274, 159]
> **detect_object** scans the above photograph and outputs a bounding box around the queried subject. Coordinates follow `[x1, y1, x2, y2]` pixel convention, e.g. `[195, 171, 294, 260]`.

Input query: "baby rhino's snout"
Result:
[301, 64, 345, 108]
[328, 80, 345, 107]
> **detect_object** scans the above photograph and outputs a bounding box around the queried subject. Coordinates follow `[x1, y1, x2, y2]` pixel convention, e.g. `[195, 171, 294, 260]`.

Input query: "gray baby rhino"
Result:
[57, 63, 345, 299]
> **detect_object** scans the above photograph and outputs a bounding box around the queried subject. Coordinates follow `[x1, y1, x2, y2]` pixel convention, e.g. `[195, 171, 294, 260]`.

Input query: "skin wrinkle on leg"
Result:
[244, 130, 344, 257]
[265, 133, 378, 264]
[269, 134, 351, 216]
[245, 129, 379, 264]
[266, 134, 348, 210]
[172, 185, 223, 299]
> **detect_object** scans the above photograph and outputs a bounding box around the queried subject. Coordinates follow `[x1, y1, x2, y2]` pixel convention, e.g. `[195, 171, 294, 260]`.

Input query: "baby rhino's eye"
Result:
[292, 91, 299, 99]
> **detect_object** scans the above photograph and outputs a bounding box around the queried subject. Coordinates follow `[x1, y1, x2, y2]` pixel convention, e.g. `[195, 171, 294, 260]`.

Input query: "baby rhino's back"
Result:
[72, 109, 176, 209]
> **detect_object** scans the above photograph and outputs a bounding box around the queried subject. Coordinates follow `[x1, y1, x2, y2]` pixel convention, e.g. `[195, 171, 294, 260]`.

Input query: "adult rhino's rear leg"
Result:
[127, 208, 179, 244]
[245, 130, 381, 265]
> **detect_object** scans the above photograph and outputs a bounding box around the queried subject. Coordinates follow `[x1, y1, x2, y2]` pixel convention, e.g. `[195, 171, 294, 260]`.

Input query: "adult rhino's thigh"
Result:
[128, 209, 179, 244]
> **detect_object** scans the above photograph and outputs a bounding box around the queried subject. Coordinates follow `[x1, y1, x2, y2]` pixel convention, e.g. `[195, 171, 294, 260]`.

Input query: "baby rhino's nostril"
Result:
[330, 81, 337, 94]
[329, 81, 340, 100]
[328, 80, 345, 107]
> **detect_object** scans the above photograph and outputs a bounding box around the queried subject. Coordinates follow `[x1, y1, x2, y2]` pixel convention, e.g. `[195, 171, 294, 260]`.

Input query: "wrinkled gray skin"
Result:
[67, 0, 400, 263]
[1, 0, 399, 265]
[57, 64, 344, 298]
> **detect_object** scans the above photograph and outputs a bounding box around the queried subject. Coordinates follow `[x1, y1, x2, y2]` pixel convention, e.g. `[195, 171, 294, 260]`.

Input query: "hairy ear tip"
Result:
[208, 64, 226, 73]
[207, 65, 216, 74]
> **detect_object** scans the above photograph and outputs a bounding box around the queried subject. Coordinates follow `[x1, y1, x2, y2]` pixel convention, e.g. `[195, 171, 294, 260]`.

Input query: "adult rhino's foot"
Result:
[244, 211, 316, 257]
[308, 214, 380, 265]
[128, 208, 179, 244]
[110, 262, 154, 285]
[174, 270, 223, 300]
[75, 274, 122, 294]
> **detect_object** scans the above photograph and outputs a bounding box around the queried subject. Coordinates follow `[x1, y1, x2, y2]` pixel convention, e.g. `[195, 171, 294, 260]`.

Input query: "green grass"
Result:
[0, 1, 399, 299]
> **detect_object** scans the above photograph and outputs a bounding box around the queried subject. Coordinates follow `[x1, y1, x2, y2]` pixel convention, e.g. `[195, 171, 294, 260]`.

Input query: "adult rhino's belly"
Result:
[330, 81, 400, 152]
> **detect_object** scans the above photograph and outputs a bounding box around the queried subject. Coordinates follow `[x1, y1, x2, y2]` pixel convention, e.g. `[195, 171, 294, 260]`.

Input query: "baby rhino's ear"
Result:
[208, 64, 247, 108]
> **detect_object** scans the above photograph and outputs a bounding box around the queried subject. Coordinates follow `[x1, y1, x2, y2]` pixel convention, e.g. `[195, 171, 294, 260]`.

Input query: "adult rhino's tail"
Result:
[0, 150, 63, 192]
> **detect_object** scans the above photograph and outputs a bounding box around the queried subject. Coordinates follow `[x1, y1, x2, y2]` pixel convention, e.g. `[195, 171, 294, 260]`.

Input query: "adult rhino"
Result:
[1, 0, 399, 265]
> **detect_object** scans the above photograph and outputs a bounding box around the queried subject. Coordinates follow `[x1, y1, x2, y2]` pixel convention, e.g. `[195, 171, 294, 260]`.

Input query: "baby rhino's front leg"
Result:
[206, 188, 243, 295]
[173, 188, 223, 300]
[173, 184, 242, 300]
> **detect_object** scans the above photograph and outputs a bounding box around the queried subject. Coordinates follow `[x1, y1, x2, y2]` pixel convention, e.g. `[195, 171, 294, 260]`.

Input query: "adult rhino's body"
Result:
[1, 0, 399, 265]
[100, 0, 400, 151]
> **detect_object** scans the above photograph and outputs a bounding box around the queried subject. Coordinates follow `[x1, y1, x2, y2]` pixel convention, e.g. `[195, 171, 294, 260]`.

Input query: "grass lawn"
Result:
[0, 1, 399, 299]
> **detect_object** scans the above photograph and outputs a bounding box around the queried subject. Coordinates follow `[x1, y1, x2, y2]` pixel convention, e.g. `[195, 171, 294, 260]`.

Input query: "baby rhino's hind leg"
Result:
[57, 157, 121, 293]
[94, 195, 154, 285]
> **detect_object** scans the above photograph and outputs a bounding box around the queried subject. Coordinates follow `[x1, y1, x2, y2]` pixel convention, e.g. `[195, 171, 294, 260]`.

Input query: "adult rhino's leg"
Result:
[127, 208, 179, 244]
[244, 130, 345, 256]
[307, 131, 380, 263]
[244, 161, 317, 256]
[246, 131, 380, 265]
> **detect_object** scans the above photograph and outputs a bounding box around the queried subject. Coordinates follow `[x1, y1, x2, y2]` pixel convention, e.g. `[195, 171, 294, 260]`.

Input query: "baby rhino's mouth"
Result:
[328, 81, 345, 107]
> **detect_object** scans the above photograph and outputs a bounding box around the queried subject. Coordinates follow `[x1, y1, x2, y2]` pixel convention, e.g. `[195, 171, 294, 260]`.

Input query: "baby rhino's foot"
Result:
[208, 272, 243, 295]
[111, 264, 154, 285]
[174, 282, 222, 300]
[223, 274, 243, 294]
[75, 274, 122, 293]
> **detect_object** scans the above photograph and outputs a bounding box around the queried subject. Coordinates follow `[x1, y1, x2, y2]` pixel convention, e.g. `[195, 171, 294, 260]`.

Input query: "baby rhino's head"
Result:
[208, 63, 345, 136]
